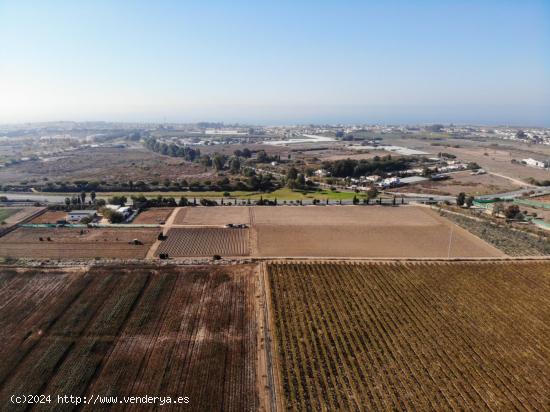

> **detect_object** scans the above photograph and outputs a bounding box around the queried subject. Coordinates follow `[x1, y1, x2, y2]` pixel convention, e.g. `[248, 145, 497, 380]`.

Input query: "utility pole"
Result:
[447, 224, 454, 258]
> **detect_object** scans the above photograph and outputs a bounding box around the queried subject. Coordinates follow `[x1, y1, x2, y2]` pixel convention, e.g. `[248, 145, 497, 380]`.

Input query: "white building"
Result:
[67, 210, 96, 222]
[522, 158, 546, 168]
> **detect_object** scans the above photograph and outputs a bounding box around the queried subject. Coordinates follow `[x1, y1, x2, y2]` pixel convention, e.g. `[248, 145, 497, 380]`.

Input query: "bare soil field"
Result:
[252, 206, 503, 258]
[268, 261, 550, 411]
[174, 206, 250, 226]
[0, 147, 213, 185]
[132, 207, 174, 224]
[532, 194, 550, 203]
[30, 210, 68, 223]
[0, 227, 158, 259]
[157, 228, 249, 257]
[0, 265, 259, 411]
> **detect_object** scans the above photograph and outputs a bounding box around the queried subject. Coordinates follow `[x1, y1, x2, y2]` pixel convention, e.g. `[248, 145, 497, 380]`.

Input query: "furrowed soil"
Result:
[267, 261, 550, 411]
[0, 227, 159, 259]
[156, 228, 249, 257]
[0, 265, 259, 411]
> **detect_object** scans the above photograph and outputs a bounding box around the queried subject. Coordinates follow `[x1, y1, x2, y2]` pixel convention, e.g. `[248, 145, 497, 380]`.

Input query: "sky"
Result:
[0, 0, 549, 126]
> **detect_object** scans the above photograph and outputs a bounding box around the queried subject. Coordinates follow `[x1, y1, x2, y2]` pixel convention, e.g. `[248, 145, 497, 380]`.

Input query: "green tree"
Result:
[80, 191, 86, 205]
[90, 191, 96, 203]
[456, 192, 466, 206]
[256, 150, 268, 163]
[366, 187, 379, 199]
[213, 154, 225, 171]
[229, 157, 241, 173]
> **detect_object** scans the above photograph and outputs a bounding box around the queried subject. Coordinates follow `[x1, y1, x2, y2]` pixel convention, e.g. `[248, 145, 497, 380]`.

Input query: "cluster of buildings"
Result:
[66, 205, 133, 223]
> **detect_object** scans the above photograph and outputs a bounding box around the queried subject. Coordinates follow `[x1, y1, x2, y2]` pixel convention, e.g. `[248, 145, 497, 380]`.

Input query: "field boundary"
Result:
[0, 207, 46, 237]
[260, 262, 283, 412]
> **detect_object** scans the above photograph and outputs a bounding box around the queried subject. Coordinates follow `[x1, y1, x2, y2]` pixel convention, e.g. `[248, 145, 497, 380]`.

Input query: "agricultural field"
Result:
[267, 261, 550, 411]
[174, 206, 250, 226]
[0, 265, 259, 411]
[0, 227, 158, 259]
[156, 228, 249, 257]
[132, 207, 174, 224]
[252, 206, 503, 258]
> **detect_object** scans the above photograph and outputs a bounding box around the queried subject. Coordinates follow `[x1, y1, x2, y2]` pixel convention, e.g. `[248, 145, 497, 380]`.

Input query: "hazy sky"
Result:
[1, 1, 549, 125]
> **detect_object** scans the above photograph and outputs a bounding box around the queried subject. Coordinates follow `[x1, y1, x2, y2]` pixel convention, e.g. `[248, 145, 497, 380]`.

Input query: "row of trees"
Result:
[321, 156, 414, 178]
[64, 191, 97, 207]
[144, 137, 201, 161]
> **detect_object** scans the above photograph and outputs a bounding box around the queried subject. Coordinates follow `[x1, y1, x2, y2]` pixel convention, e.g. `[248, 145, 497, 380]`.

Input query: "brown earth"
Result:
[132, 207, 174, 224]
[0, 227, 158, 259]
[268, 261, 550, 411]
[30, 210, 68, 223]
[173, 206, 250, 226]
[156, 227, 249, 257]
[251, 206, 503, 258]
[0, 265, 259, 411]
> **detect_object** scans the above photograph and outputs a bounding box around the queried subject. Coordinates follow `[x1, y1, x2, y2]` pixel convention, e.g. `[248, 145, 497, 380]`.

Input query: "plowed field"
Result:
[0, 265, 259, 411]
[267, 261, 550, 411]
[156, 228, 249, 257]
[0, 227, 158, 259]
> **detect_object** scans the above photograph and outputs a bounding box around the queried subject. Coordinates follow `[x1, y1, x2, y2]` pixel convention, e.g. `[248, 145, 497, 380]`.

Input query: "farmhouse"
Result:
[67, 210, 96, 222]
